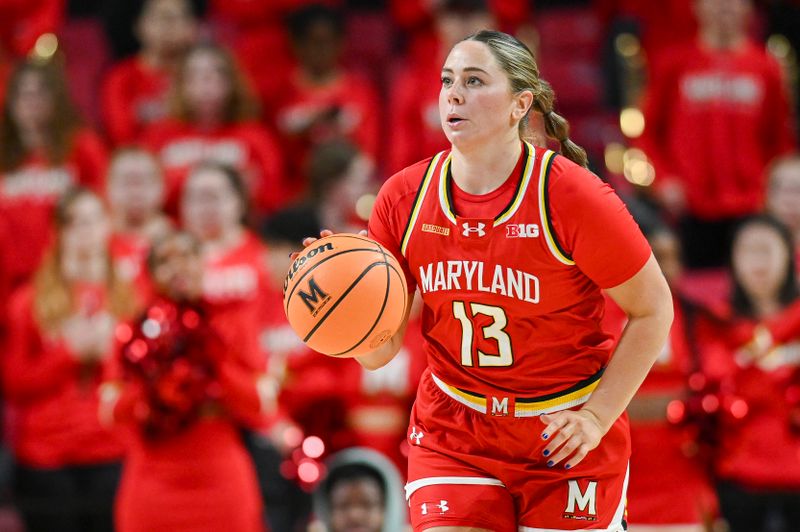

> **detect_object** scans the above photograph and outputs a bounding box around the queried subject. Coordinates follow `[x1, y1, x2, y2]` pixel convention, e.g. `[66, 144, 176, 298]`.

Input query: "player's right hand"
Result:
[289, 229, 334, 262]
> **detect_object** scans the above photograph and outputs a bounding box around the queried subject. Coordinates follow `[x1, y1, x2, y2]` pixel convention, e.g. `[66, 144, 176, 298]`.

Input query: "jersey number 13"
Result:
[452, 301, 514, 367]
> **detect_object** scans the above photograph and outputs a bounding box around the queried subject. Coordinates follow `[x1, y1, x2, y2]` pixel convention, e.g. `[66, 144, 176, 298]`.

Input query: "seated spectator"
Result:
[637, 0, 796, 268]
[274, 4, 380, 196]
[387, 0, 496, 173]
[700, 215, 800, 532]
[3, 187, 136, 532]
[144, 43, 285, 219]
[101, 230, 267, 532]
[605, 225, 719, 531]
[0, 60, 107, 301]
[311, 447, 407, 532]
[765, 154, 800, 270]
[106, 147, 172, 292]
[100, 0, 198, 145]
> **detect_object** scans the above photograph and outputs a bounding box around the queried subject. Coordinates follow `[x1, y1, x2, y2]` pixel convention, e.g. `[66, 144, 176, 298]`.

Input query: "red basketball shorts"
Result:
[405, 370, 630, 531]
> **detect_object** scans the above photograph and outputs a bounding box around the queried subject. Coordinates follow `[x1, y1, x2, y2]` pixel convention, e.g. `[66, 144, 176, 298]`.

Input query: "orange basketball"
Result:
[283, 233, 409, 357]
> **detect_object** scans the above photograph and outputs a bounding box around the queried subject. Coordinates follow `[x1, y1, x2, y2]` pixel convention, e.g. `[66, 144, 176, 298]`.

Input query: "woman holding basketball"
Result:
[304, 30, 672, 531]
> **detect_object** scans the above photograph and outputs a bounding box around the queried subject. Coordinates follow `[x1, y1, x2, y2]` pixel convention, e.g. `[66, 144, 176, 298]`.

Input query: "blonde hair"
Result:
[33, 187, 138, 333]
[464, 30, 588, 168]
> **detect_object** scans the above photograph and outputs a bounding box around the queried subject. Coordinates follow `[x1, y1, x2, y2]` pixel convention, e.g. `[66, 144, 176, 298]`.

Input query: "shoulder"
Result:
[546, 154, 605, 195]
[379, 154, 442, 203]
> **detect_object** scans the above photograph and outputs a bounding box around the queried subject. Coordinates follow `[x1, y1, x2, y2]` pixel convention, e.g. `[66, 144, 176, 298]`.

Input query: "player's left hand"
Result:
[539, 409, 605, 469]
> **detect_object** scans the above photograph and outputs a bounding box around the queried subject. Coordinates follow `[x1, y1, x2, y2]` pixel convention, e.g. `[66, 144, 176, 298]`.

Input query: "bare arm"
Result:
[541, 254, 673, 468]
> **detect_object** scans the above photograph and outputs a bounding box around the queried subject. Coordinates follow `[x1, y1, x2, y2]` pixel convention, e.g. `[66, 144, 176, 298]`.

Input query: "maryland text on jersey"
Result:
[419, 260, 539, 304]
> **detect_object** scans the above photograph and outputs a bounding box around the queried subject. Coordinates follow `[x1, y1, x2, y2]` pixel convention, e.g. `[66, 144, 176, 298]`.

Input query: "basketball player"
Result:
[304, 30, 672, 531]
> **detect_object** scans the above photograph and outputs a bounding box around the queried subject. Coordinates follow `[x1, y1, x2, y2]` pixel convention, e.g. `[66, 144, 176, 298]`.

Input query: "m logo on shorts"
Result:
[491, 396, 509, 416]
[563, 480, 598, 521]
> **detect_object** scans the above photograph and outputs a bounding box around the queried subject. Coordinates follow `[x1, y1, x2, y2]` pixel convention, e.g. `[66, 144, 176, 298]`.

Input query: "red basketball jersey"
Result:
[369, 143, 651, 398]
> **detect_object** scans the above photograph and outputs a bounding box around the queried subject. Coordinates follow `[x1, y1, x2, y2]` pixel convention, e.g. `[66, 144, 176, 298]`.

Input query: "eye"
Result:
[466, 76, 483, 86]
[441, 76, 452, 87]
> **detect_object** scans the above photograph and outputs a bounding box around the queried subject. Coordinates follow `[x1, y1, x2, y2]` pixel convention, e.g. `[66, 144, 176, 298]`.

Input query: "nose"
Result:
[446, 82, 464, 105]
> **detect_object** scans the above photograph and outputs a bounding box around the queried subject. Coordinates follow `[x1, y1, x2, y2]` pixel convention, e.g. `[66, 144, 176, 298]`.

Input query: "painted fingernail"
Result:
[542, 449, 550, 457]
[565, 464, 571, 470]
[542, 433, 549, 440]
[547, 460, 554, 468]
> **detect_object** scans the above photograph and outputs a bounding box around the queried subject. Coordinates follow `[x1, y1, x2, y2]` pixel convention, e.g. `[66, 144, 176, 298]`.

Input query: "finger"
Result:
[358, 229, 368, 236]
[563, 443, 591, 470]
[542, 421, 574, 459]
[319, 229, 334, 238]
[540, 412, 569, 441]
[546, 436, 582, 468]
[301, 237, 317, 247]
[288, 252, 300, 261]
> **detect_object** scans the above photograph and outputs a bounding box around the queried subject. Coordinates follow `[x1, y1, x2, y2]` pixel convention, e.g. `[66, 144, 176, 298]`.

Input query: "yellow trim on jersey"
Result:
[430, 372, 601, 417]
[437, 154, 457, 225]
[538, 150, 576, 266]
[493, 142, 536, 226]
[513, 378, 600, 417]
[400, 152, 444, 257]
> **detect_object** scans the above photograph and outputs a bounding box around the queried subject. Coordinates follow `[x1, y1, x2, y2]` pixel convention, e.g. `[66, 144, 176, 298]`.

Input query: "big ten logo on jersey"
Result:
[361, 348, 410, 395]
[298, 277, 330, 316]
[563, 480, 598, 522]
[506, 223, 540, 238]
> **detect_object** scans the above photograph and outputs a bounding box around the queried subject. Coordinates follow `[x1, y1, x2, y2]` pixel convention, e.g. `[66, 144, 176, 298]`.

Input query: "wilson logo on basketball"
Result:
[283, 242, 334, 292]
[297, 277, 331, 316]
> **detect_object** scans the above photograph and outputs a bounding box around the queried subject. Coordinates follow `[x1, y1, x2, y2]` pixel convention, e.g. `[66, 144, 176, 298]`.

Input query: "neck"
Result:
[753, 297, 780, 319]
[450, 135, 522, 195]
[61, 252, 107, 284]
[20, 126, 47, 151]
[202, 226, 244, 256]
[699, 28, 746, 50]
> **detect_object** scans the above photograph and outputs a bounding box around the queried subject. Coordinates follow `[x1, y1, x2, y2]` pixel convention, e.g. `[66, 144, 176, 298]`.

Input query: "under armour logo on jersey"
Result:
[420, 500, 449, 515]
[409, 427, 424, 445]
[462, 222, 486, 237]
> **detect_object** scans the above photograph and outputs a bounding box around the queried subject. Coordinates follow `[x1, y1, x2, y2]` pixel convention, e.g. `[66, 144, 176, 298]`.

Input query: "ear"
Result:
[512, 90, 534, 122]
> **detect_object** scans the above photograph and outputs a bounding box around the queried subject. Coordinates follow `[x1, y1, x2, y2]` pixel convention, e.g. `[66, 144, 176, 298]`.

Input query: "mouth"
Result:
[446, 115, 466, 126]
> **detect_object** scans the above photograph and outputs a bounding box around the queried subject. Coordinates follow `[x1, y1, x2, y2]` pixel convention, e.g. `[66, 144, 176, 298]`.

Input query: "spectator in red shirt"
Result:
[274, 4, 380, 196]
[700, 215, 800, 532]
[107, 147, 172, 293]
[0, 60, 107, 300]
[100, 0, 198, 146]
[766, 154, 800, 269]
[386, 0, 496, 173]
[144, 43, 285, 220]
[102, 230, 267, 532]
[637, 0, 797, 269]
[3, 187, 138, 532]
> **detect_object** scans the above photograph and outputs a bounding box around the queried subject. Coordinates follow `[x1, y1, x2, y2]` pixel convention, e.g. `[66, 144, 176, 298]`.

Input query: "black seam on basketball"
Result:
[326, 244, 394, 357]
[302, 260, 390, 344]
[285, 247, 378, 313]
[329, 261, 407, 356]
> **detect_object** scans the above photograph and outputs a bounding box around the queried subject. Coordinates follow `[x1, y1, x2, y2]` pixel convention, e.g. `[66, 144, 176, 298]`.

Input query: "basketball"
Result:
[283, 233, 409, 357]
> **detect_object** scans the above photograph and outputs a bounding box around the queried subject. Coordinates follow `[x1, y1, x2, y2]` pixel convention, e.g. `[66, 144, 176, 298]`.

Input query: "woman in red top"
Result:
[100, 0, 198, 145]
[274, 5, 380, 197]
[107, 147, 172, 296]
[0, 60, 107, 298]
[103, 230, 267, 532]
[301, 30, 673, 531]
[3, 187, 137, 532]
[699, 215, 800, 532]
[144, 43, 285, 220]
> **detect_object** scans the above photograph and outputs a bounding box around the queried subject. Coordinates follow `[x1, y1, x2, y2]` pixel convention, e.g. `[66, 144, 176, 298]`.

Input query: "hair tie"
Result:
[543, 110, 554, 118]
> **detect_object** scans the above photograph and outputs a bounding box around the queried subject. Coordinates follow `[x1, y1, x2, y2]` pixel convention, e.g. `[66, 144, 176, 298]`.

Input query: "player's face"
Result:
[61, 193, 110, 260]
[439, 40, 528, 150]
[329, 479, 385, 532]
[732, 223, 790, 304]
[767, 162, 800, 233]
[181, 168, 243, 241]
[107, 153, 164, 222]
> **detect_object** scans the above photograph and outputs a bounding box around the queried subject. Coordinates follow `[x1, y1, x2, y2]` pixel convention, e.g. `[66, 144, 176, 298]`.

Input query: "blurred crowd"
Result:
[0, 0, 798, 531]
